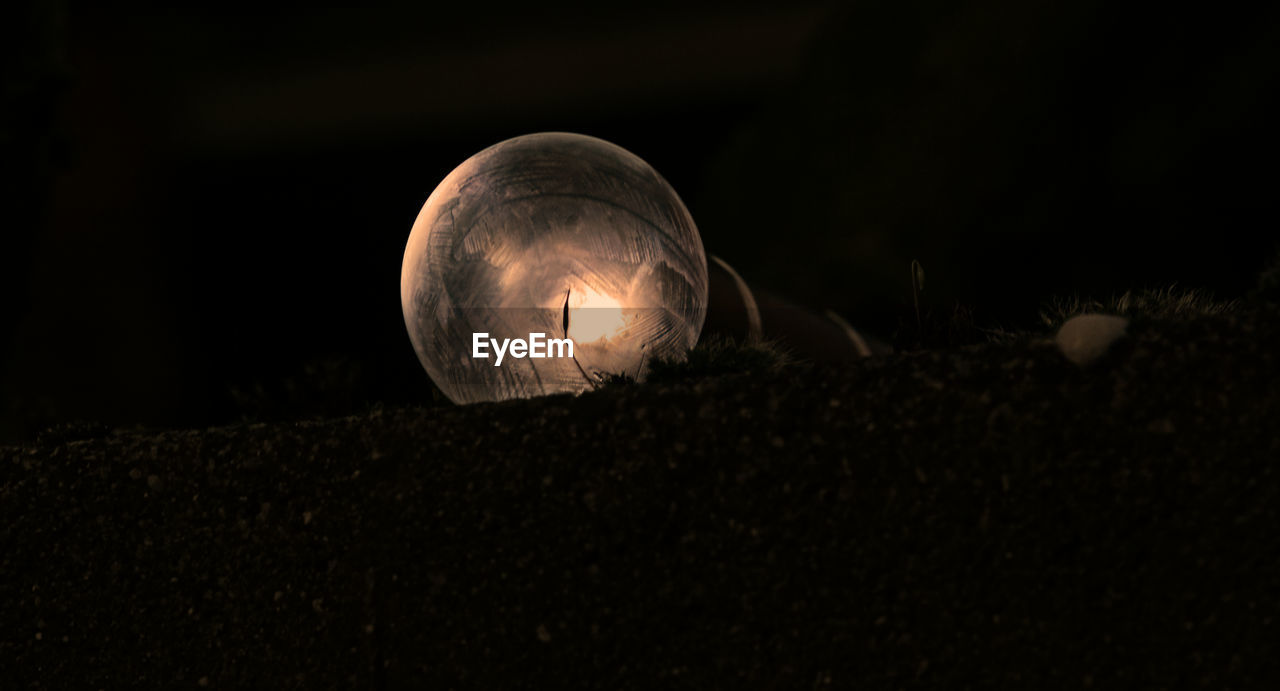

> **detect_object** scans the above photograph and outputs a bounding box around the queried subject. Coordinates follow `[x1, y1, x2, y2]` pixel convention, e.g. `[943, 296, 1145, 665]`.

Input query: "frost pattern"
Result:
[401, 133, 708, 404]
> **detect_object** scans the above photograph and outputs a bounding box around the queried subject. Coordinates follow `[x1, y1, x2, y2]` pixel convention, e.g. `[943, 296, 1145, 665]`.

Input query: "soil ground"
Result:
[4, 303, 1278, 687]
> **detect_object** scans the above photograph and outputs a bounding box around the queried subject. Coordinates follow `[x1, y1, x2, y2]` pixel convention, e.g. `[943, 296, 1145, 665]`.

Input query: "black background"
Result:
[5, 0, 1279, 441]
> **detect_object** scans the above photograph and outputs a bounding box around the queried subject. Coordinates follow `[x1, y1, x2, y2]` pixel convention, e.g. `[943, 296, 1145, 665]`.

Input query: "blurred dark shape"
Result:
[699, 1, 1280, 335]
[704, 255, 881, 362]
[1256, 245, 1280, 303]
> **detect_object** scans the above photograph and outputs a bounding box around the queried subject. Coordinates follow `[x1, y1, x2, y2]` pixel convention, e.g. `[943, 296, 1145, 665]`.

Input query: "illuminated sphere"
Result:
[401, 132, 708, 404]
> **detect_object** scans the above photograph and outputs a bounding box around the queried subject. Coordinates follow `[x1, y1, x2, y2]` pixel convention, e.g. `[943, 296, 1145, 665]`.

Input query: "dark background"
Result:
[4, 0, 1279, 442]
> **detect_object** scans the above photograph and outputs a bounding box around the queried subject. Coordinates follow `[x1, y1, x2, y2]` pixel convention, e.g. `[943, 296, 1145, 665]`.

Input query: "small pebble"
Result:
[1056, 314, 1129, 366]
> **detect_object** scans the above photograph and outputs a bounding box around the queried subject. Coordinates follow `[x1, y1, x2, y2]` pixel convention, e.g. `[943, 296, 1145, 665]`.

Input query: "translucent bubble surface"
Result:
[401, 132, 708, 404]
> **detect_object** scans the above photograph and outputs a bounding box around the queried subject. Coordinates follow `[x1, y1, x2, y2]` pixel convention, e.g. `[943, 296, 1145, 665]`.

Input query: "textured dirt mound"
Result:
[4, 305, 1278, 687]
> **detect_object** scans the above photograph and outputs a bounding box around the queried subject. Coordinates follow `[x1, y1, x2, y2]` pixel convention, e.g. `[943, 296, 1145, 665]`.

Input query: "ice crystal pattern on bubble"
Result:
[401, 133, 709, 404]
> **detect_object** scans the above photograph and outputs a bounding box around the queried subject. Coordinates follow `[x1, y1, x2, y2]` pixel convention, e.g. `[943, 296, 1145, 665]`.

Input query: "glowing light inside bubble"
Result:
[566, 288, 628, 344]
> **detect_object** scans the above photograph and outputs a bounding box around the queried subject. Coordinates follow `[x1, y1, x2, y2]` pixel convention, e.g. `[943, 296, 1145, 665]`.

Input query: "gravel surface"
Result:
[4, 305, 1278, 688]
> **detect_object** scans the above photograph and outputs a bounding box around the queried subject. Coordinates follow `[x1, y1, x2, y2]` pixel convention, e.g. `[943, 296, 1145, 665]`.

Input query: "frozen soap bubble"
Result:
[401, 132, 709, 404]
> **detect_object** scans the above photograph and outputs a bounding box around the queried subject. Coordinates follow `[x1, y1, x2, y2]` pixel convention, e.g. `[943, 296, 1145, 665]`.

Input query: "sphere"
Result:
[401, 132, 708, 404]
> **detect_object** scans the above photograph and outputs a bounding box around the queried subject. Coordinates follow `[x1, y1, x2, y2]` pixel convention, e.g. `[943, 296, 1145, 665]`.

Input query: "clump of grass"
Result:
[1039, 286, 1237, 329]
[595, 371, 639, 388]
[35, 420, 113, 445]
[893, 259, 1024, 350]
[896, 300, 1014, 350]
[228, 355, 388, 422]
[978, 324, 1028, 346]
[600, 335, 792, 388]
